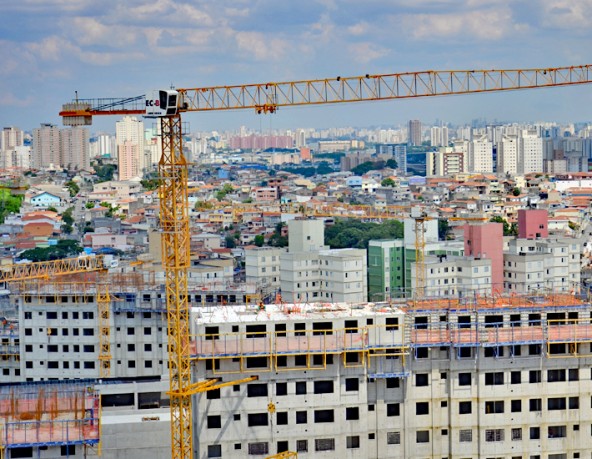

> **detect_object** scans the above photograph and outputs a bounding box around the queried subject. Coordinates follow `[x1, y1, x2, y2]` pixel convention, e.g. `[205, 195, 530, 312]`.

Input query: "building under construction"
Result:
[193, 293, 592, 459]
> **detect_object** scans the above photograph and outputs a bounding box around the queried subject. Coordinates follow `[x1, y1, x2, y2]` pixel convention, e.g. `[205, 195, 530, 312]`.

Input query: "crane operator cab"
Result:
[145, 90, 179, 117]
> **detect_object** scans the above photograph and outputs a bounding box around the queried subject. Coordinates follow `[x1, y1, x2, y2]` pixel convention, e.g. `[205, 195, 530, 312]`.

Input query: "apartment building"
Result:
[245, 246, 283, 294]
[504, 238, 581, 293]
[193, 296, 592, 459]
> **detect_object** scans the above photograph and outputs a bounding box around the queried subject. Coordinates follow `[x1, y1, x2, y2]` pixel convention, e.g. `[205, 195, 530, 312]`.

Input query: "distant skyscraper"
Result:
[116, 116, 145, 180]
[468, 134, 493, 173]
[32, 123, 60, 169]
[430, 126, 448, 147]
[497, 135, 519, 175]
[1, 127, 23, 151]
[408, 120, 422, 146]
[519, 129, 543, 173]
[60, 127, 90, 171]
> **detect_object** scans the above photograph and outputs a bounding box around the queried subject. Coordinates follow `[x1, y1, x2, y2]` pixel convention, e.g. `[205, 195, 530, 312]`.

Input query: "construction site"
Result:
[0, 64, 591, 458]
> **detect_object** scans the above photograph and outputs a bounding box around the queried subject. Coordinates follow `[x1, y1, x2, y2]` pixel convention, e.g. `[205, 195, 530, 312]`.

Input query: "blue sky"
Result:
[2, 0, 592, 133]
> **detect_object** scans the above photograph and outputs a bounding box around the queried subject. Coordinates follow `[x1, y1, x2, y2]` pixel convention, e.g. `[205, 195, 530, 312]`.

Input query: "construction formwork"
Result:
[191, 293, 592, 377]
[0, 383, 100, 452]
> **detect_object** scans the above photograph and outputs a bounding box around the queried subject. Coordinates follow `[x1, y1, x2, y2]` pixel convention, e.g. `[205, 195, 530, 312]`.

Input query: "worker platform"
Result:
[0, 383, 100, 453]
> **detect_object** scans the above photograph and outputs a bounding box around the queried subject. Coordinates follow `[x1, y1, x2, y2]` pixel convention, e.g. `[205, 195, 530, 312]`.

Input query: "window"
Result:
[548, 369, 566, 382]
[459, 430, 472, 442]
[127, 344, 135, 352]
[569, 368, 579, 381]
[82, 328, 94, 336]
[296, 440, 308, 452]
[548, 425, 566, 438]
[144, 327, 152, 335]
[459, 373, 471, 386]
[206, 389, 220, 400]
[387, 432, 401, 445]
[295, 411, 307, 424]
[144, 344, 152, 352]
[295, 382, 307, 395]
[248, 442, 269, 455]
[530, 427, 540, 439]
[315, 439, 335, 452]
[207, 415, 221, 428]
[529, 370, 541, 383]
[84, 362, 95, 369]
[459, 401, 472, 414]
[511, 400, 522, 412]
[314, 380, 334, 394]
[548, 397, 566, 410]
[485, 372, 504, 385]
[248, 413, 268, 427]
[485, 429, 504, 442]
[60, 445, 75, 456]
[345, 378, 359, 391]
[83, 345, 94, 353]
[277, 412, 288, 425]
[277, 441, 288, 454]
[485, 401, 504, 414]
[569, 396, 579, 409]
[386, 378, 400, 389]
[387, 403, 400, 417]
[529, 398, 542, 412]
[276, 382, 287, 396]
[416, 431, 430, 443]
[416, 373, 429, 386]
[82, 311, 94, 319]
[314, 410, 334, 423]
[511, 428, 522, 441]
[416, 402, 429, 415]
[207, 445, 221, 458]
[346, 407, 359, 420]
[48, 361, 59, 369]
[346, 436, 360, 449]
[247, 384, 269, 398]
[511, 371, 521, 384]
[385, 317, 399, 331]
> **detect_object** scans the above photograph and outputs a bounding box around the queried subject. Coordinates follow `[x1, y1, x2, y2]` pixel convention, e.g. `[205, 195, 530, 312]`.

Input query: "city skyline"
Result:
[2, 1, 592, 132]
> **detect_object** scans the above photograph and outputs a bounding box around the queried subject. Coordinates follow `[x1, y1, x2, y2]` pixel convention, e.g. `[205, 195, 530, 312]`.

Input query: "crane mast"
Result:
[58, 63, 592, 459]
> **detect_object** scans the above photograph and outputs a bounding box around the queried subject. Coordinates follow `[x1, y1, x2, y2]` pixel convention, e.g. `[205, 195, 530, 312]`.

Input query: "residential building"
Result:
[368, 239, 405, 300]
[408, 120, 422, 146]
[32, 123, 60, 169]
[463, 223, 504, 291]
[518, 209, 548, 239]
[245, 246, 283, 295]
[1, 126, 24, 150]
[60, 126, 90, 170]
[468, 134, 493, 173]
[426, 147, 466, 176]
[430, 125, 449, 147]
[497, 134, 519, 175]
[116, 116, 145, 180]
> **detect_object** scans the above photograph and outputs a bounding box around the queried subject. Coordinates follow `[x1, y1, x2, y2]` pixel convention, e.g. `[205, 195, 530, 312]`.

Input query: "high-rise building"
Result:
[497, 134, 518, 175]
[430, 126, 448, 147]
[426, 147, 466, 176]
[468, 134, 493, 173]
[32, 123, 60, 169]
[1, 126, 24, 150]
[519, 129, 543, 173]
[408, 120, 422, 146]
[116, 116, 145, 180]
[60, 127, 90, 171]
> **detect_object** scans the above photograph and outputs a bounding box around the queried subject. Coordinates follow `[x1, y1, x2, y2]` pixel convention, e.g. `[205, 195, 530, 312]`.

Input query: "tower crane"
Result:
[59, 64, 592, 459]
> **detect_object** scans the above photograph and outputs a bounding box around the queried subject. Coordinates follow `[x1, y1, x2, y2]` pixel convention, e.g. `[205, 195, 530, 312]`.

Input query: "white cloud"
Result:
[399, 7, 523, 40]
[348, 42, 389, 64]
[347, 22, 369, 36]
[235, 32, 288, 61]
[540, 0, 592, 29]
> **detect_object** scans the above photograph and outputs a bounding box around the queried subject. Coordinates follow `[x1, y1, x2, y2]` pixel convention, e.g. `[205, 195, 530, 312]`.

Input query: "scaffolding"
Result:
[0, 383, 100, 452]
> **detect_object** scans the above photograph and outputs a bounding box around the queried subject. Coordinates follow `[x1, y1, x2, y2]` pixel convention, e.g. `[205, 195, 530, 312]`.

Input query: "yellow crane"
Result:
[59, 63, 592, 459]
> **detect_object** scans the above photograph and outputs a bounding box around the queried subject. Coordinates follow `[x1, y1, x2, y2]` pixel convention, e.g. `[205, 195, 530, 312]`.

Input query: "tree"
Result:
[438, 219, 451, 240]
[61, 207, 75, 234]
[254, 234, 265, 247]
[385, 158, 398, 169]
[512, 187, 521, 196]
[490, 216, 517, 236]
[99, 202, 120, 218]
[351, 160, 386, 176]
[94, 164, 117, 182]
[268, 222, 288, 247]
[325, 219, 404, 249]
[85, 202, 95, 209]
[65, 180, 80, 197]
[215, 183, 235, 201]
[19, 239, 83, 262]
[224, 235, 236, 249]
[0, 189, 23, 224]
[381, 177, 396, 187]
